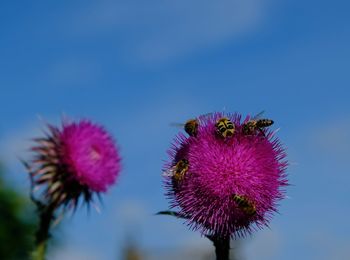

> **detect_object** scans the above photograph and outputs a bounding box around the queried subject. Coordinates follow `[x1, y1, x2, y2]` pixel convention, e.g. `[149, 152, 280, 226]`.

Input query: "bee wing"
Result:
[162, 167, 175, 177]
[251, 110, 265, 120]
[170, 122, 185, 128]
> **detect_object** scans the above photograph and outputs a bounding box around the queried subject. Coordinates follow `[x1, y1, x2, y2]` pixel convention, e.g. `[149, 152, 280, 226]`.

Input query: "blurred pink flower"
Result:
[163, 112, 288, 238]
[26, 119, 121, 210]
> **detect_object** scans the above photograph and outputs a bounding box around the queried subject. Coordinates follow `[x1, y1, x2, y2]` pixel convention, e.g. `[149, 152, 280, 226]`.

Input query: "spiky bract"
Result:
[26, 119, 121, 211]
[163, 112, 288, 238]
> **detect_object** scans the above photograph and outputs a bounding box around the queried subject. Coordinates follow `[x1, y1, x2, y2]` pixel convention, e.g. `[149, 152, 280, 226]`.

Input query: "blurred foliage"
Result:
[120, 237, 243, 260]
[123, 244, 142, 260]
[0, 163, 36, 260]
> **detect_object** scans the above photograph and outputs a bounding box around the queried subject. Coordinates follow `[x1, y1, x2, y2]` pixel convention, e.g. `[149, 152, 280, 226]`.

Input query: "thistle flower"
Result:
[26, 119, 121, 211]
[163, 112, 288, 239]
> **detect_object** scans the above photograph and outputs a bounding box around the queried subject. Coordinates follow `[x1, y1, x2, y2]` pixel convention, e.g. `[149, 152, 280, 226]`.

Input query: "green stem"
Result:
[32, 241, 46, 260]
[31, 205, 55, 260]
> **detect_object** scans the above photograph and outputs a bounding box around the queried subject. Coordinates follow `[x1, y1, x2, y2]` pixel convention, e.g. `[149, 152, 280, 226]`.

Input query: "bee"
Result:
[172, 159, 189, 182]
[215, 117, 235, 138]
[171, 119, 199, 137]
[163, 159, 189, 183]
[184, 119, 199, 137]
[232, 194, 256, 216]
[242, 111, 274, 135]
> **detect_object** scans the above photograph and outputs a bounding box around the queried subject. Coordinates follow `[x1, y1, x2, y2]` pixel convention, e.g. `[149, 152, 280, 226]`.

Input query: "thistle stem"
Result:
[32, 205, 55, 260]
[208, 235, 230, 260]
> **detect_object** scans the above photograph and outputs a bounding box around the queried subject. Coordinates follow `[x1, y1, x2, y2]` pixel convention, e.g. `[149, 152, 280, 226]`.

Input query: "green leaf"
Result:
[156, 210, 188, 219]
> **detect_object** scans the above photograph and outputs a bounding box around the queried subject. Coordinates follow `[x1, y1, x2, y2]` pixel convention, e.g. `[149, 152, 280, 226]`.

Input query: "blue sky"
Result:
[1, 0, 350, 259]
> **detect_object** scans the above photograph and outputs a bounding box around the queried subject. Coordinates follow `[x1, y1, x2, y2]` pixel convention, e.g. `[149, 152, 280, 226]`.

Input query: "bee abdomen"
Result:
[217, 125, 226, 133]
[232, 194, 256, 216]
[184, 119, 199, 137]
[256, 119, 274, 127]
[242, 121, 256, 135]
[215, 118, 235, 138]
[173, 159, 189, 183]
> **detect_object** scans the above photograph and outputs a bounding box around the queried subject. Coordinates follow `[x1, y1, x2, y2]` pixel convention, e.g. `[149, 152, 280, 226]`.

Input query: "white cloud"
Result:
[49, 247, 103, 260]
[114, 198, 150, 226]
[0, 124, 40, 167]
[305, 229, 350, 260]
[110, 197, 217, 253]
[0, 117, 60, 166]
[242, 228, 282, 260]
[0, 117, 62, 188]
[71, 0, 273, 64]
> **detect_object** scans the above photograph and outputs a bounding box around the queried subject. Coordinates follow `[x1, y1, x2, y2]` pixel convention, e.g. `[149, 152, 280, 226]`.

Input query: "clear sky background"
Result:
[1, 0, 349, 259]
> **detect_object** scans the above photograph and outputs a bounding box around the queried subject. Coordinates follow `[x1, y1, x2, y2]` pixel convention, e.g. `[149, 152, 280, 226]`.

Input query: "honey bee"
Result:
[163, 159, 189, 183]
[232, 194, 256, 216]
[172, 159, 189, 182]
[215, 117, 235, 138]
[242, 111, 274, 135]
[171, 119, 199, 137]
[184, 119, 199, 137]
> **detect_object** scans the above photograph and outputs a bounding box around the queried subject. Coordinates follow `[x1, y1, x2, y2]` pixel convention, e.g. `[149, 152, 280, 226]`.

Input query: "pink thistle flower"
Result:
[25, 119, 121, 211]
[163, 112, 288, 238]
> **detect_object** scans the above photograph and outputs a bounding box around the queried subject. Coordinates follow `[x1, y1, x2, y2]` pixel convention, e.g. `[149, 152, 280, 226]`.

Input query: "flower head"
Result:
[163, 112, 288, 238]
[25, 119, 121, 211]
